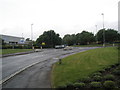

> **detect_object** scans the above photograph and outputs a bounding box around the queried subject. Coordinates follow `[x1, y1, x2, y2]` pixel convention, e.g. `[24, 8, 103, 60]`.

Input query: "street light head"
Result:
[101, 13, 104, 15]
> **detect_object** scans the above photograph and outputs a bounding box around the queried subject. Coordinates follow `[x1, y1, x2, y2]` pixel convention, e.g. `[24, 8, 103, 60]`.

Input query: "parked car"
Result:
[63, 46, 73, 50]
[34, 49, 42, 52]
[55, 45, 65, 49]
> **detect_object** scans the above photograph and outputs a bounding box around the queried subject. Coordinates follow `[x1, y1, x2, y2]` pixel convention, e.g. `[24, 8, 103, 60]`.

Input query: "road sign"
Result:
[42, 42, 45, 45]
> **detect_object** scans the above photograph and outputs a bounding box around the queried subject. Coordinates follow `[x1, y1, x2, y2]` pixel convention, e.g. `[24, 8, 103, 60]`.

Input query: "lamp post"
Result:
[31, 24, 34, 49]
[101, 13, 105, 47]
[95, 25, 98, 43]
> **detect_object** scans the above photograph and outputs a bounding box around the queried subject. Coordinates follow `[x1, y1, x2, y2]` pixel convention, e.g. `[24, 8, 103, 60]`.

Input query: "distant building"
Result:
[0, 34, 25, 45]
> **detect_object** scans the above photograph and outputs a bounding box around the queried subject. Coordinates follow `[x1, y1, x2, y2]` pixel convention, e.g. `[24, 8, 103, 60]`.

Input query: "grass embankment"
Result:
[0, 49, 33, 55]
[52, 47, 118, 88]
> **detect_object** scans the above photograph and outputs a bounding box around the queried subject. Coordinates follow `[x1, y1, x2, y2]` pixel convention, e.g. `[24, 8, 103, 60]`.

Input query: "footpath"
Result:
[0, 49, 43, 58]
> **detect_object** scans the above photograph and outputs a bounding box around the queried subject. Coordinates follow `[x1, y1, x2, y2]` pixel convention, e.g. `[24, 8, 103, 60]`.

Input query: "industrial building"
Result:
[0, 34, 25, 45]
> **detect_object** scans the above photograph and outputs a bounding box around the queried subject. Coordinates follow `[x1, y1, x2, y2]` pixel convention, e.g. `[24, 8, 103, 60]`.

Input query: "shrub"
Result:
[110, 64, 116, 68]
[90, 82, 102, 88]
[2, 45, 12, 49]
[116, 65, 120, 70]
[93, 75, 102, 81]
[66, 82, 74, 88]
[112, 70, 120, 76]
[103, 81, 115, 88]
[57, 84, 67, 89]
[93, 72, 102, 76]
[81, 77, 91, 83]
[73, 82, 85, 88]
[105, 66, 111, 71]
[115, 63, 120, 67]
[99, 69, 105, 73]
[104, 74, 115, 81]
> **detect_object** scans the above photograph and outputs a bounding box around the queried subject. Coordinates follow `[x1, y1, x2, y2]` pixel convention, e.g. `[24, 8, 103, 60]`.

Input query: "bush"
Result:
[115, 63, 120, 67]
[99, 69, 106, 73]
[93, 72, 102, 76]
[93, 75, 102, 81]
[81, 77, 91, 83]
[104, 74, 115, 81]
[90, 82, 102, 88]
[110, 64, 116, 68]
[73, 82, 85, 88]
[105, 66, 111, 71]
[66, 82, 74, 88]
[116, 65, 120, 70]
[57, 84, 67, 89]
[117, 80, 120, 88]
[2, 45, 12, 49]
[103, 81, 115, 88]
[112, 70, 120, 76]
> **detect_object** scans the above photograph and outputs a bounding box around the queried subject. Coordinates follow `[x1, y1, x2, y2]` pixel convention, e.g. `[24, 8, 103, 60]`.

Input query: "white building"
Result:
[0, 34, 25, 45]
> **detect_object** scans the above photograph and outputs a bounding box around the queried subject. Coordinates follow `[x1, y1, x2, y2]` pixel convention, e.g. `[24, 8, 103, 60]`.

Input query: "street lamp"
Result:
[31, 24, 34, 49]
[95, 25, 98, 43]
[101, 13, 105, 47]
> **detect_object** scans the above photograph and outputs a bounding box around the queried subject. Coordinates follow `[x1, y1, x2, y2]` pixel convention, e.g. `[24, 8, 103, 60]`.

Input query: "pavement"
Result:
[1, 47, 99, 88]
[0, 50, 35, 58]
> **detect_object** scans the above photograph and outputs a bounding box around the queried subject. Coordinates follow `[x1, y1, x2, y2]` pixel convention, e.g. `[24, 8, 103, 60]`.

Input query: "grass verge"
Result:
[72, 43, 118, 47]
[0, 49, 33, 55]
[51, 47, 118, 88]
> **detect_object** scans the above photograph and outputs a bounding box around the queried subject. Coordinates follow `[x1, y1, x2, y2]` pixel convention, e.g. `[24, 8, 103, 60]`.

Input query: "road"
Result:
[2, 47, 99, 88]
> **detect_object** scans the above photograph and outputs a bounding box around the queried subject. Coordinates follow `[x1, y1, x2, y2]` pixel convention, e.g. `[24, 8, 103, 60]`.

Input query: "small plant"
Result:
[81, 77, 91, 83]
[115, 63, 120, 67]
[116, 65, 120, 70]
[105, 66, 111, 71]
[112, 70, 120, 76]
[110, 64, 116, 68]
[117, 80, 120, 88]
[57, 84, 67, 89]
[104, 74, 115, 81]
[90, 81, 102, 88]
[93, 75, 102, 81]
[73, 82, 85, 88]
[103, 81, 115, 88]
[99, 69, 105, 73]
[93, 72, 102, 76]
[66, 82, 74, 88]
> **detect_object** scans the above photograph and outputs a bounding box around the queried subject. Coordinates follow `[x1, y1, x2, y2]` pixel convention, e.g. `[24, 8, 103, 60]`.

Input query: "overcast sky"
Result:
[0, 0, 119, 40]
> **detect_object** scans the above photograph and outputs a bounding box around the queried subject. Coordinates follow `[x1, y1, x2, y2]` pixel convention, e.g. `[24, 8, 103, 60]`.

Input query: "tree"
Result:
[76, 31, 95, 45]
[36, 30, 62, 48]
[105, 29, 118, 43]
[63, 31, 95, 45]
[63, 34, 76, 46]
[26, 38, 31, 41]
[96, 29, 105, 43]
[96, 29, 119, 43]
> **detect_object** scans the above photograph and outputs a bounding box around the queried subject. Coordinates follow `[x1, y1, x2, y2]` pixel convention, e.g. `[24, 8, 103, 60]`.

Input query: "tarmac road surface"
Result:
[2, 47, 99, 88]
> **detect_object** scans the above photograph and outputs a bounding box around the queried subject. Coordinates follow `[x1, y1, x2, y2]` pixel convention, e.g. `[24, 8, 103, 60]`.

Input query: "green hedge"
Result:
[2, 45, 32, 49]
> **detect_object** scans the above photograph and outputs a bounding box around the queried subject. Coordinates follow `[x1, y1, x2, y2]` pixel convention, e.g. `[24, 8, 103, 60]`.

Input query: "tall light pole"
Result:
[31, 24, 33, 49]
[95, 25, 98, 43]
[101, 13, 105, 47]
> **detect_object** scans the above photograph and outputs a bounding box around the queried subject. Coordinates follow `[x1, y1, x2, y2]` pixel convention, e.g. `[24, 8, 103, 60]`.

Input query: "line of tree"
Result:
[1, 28, 120, 48]
[63, 31, 95, 45]
[35, 28, 120, 48]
